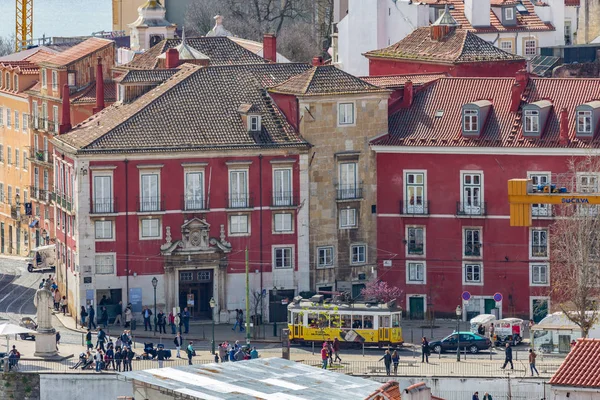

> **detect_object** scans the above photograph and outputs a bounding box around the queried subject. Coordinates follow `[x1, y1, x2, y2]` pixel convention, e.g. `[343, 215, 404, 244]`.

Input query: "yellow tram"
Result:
[287, 297, 403, 346]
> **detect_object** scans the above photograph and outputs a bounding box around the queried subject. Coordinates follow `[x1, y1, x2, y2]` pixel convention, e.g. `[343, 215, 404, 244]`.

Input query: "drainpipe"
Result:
[259, 154, 264, 329]
[125, 159, 129, 305]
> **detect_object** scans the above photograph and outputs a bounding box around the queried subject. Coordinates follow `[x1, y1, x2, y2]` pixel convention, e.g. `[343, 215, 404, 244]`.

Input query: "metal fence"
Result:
[2, 357, 561, 378]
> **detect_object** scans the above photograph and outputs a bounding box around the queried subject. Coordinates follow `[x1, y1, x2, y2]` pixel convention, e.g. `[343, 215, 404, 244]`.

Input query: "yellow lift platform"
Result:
[508, 179, 600, 226]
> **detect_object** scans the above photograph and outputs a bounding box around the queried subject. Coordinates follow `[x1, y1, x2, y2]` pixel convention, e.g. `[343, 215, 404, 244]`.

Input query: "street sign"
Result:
[493, 292, 503, 302]
[461, 291, 471, 301]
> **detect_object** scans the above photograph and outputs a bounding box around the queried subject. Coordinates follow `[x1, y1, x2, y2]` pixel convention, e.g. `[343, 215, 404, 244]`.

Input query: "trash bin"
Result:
[131, 319, 137, 331]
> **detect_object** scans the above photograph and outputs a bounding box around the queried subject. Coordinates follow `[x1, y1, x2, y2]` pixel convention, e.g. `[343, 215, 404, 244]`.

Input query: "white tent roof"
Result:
[0, 323, 36, 336]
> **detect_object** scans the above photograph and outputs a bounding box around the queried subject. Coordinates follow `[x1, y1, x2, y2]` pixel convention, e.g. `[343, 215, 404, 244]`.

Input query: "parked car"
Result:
[429, 332, 491, 354]
[19, 317, 37, 340]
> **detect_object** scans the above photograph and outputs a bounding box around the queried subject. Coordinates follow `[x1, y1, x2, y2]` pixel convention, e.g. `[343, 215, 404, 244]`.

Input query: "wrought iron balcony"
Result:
[181, 195, 209, 211]
[270, 191, 298, 207]
[54, 192, 73, 212]
[335, 184, 363, 200]
[91, 198, 117, 214]
[456, 201, 487, 216]
[31, 116, 58, 134]
[29, 148, 51, 164]
[400, 200, 430, 215]
[226, 193, 253, 209]
[137, 196, 165, 212]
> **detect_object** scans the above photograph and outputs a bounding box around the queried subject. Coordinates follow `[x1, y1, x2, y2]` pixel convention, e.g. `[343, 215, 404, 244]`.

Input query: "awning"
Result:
[28, 220, 39, 228]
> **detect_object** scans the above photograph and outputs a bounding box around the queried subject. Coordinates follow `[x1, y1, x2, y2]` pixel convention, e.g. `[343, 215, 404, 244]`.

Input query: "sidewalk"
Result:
[53, 311, 283, 344]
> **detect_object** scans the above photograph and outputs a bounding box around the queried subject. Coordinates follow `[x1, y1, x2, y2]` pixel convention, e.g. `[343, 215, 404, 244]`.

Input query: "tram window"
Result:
[352, 315, 363, 329]
[364, 315, 374, 329]
[293, 313, 302, 325]
[392, 313, 401, 328]
[308, 313, 318, 328]
[288, 311, 292, 323]
[380, 316, 390, 328]
[341, 314, 351, 329]
[318, 314, 329, 328]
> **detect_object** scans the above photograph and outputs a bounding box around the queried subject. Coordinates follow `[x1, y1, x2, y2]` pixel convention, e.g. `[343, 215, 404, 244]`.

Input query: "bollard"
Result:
[362, 342, 365, 357]
[81, 332, 84, 346]
[515, 349, 518, 361]
[411, 329, 414, 345]
[312, 341, 315, 355]
[490, 348, 492, 360]
[273, 322, 278, 337]
[438, 347, 441, 359]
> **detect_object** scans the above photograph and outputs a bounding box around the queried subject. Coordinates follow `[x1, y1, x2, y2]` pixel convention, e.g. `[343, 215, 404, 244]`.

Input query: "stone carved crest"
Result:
[161, 217, 231, 255]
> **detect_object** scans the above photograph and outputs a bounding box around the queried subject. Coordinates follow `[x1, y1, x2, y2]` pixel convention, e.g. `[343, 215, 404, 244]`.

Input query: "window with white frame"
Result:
[14, 150, 19, 169]
[273, 168, 292, 206]
[53, 105, 59, 132]
[340, 208, 357, 228]
[351, 244, 366, 264]
[577, 110, 593, 134]
[32, 100, 38, 128]
[249, 115, 261, 131]
[338, 102, 355, 125]
[7, 147, 11, 165]
[229, 169, 248, 208]
[42, 103, 48, 130]
[531, 228, 548, 258]
[0, 107, 3, 125]
[274, 213, 292, 233]
[274, 247, 293, 269]
[505, 7, 513, 20]
[524, 109, 539, 133]
[0, 183, 4, 202]
[407, 227, 424, 255]
[499, 40, 513, 52]
[531, 263, 549, 285]
[338, 162, 358, 199]
[14, 111, 19, 131]
[41, 68, 46, 88]
[140, 172, 160, 211]
[95, 254, 115, 274]
[6, 108, 11, 128]
[184, 171, 204, 210]
[405, 172, 425, 214]
[461, 172, 483, 214]
[464, 263, 482, 284]
[317, 246, 334, 268]
[22, 151, 27, 170]
[141, 218, 160, 238]
[463, 109, 478, 132]
[68, 72, 76, 87]
[93, 175, 113, 213]
[529, 173, 551, 216]
[524, 39, 537, 56]
[464, 228, 482, 257]
[229, 214, 249, 234]
[52, 70, 58, 91]
[407, 262, 425, 284]
[22, 113, 28, 132]
[13, 76, 18, 91]
[578, 174, 599, 216]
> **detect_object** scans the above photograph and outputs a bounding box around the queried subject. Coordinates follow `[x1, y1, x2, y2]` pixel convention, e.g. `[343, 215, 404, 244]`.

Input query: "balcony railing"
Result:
[54, 192, 72, 212]
[226, 193, 253, 209]
[31, 116, 58, 134]
[270, 191, 298, 207]
[400, 200, 430, 215]
[29, 187, 50, 202]
[335, 184, 363, 200]
[531, 245, 548, 258]
[137, 196, 165, 212]
[29, 148, 51, 164]
[182, 195, 209, 211]
[91, 198, 117, 214]
[456, 201, 487, 216]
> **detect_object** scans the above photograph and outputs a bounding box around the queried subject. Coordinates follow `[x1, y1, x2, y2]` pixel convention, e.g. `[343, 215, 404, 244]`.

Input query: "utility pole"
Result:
[507, 373, 512, 400]
[246, 247, 251, 344]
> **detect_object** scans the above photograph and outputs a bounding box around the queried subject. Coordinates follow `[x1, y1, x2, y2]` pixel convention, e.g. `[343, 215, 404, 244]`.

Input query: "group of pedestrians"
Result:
[216, 340, 259, 363]
[75, 329, 136, 372]
[43, 275, 67, 316]
[320, 338, 342, 369]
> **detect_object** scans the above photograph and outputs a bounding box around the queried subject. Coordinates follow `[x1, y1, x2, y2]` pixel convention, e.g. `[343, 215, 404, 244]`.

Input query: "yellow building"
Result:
[0, 48, 57, 256]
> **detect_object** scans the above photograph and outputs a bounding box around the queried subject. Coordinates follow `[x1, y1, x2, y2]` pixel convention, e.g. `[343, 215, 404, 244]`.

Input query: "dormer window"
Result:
[463, 110, 478, 132]
[524, 110, 539, 133]
[68, 72, 76, 87]
[5, 73, 9, 90]
[249, 115, 261, 132]
[13, 75, 18, 92]
[505, 7, 514, 20]
[577, 111, 593, 134]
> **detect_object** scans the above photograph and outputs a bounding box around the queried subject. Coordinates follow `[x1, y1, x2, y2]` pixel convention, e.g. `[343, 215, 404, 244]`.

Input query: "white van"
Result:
[25, 245, 56, 272]
[470, 314, 496, 335]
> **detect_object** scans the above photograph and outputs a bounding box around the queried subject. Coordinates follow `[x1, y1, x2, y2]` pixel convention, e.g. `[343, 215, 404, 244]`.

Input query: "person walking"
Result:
[174, 332, 184, 358]
[501, 343, 514, 370]
[157, 309, 166, 334]
[96, 328, 107, 352]
[114, 346, 123, 372]
[88, 304, 97, 330]
[80, 306, 88, 329]
[53, 289, 61, 311]
[482, 392, 493, 400]
[391, 350, 400, 375]
[85, 329, 94, 350]
[124, 307, 132, 328]
[320, 343, 328, 369]
[142, 306, 153, 331]
[168, 311, 176, 334]
[60, 296, 67, 315]
[157, 346, 166, 368]
[379, 350, 392, 376]
[100, 307, 108, 329]
[232, 309, 241, 332]
[472, 392, 480, 400]
[529, 349, 540, 376]
[421, 337, 430, 363]
[113, 301, 123, 326]
[332, 337, 342, 363]
[187, 341, 195, 365]
[182, 308, 190, 334]
[55, 331, 61, 351]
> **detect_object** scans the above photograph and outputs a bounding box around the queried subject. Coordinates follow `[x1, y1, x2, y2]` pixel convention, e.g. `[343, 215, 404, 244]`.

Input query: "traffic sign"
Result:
[461, 291, 471, 301]
[493, 292, 503, 302]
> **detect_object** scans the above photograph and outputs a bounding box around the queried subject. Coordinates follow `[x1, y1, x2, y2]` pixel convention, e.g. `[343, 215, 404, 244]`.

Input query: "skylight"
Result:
[435, 110, 444, 118]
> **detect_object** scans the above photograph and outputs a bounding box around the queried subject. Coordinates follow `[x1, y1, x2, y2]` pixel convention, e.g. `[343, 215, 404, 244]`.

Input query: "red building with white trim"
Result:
[372, 72, 600, 322]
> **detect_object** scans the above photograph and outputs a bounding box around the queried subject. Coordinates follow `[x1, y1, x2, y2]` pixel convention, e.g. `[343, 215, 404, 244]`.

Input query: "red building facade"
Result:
[372, 73, 600, 322]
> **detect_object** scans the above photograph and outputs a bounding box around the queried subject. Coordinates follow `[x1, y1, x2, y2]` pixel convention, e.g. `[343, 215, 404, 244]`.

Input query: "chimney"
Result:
[165, 48, 180, 69]
[515, 69, 529, 90]
[430, 25, 454, 41]
[510, 83, 522, 112]
[401, 80, 414, 108]
[559, 107, 570, 146]
[464, 0, 490, 27]
[263, 33, 277, 63]
[59, 84, 71, 134]
[93, 57, 105, 114]
[312, 56, 324, 66]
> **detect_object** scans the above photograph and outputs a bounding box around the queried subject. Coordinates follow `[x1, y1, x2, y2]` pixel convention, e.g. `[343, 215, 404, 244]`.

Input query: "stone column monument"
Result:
[33, 281, 57, 357]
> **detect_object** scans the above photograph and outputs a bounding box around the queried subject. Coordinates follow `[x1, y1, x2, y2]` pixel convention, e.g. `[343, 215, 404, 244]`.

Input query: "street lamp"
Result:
[209, 297, 216, 355]
[456, 305, 462, 362]
[152, 277, 158, 334]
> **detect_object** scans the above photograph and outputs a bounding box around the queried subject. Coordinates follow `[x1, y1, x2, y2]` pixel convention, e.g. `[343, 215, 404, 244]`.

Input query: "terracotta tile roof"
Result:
[0, 61, 39, 75]
[123, 37, 266, 70]
[565, 0, 580, 6]
[549, 339, 600, 387]
[490, 0, 519, 5]
[40, 37, 114, 67]
[71, 81, 117, 104]
[116, 69, 177, 84]
[55, 63, 312, 153]
[365, 381, 401, 400]
[418, 0, 554, 33]
[373, 76, 600, 149]
[365, 28, 525, 64]
[269, 65, 388, 96]
[361, 73, 448, 88]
